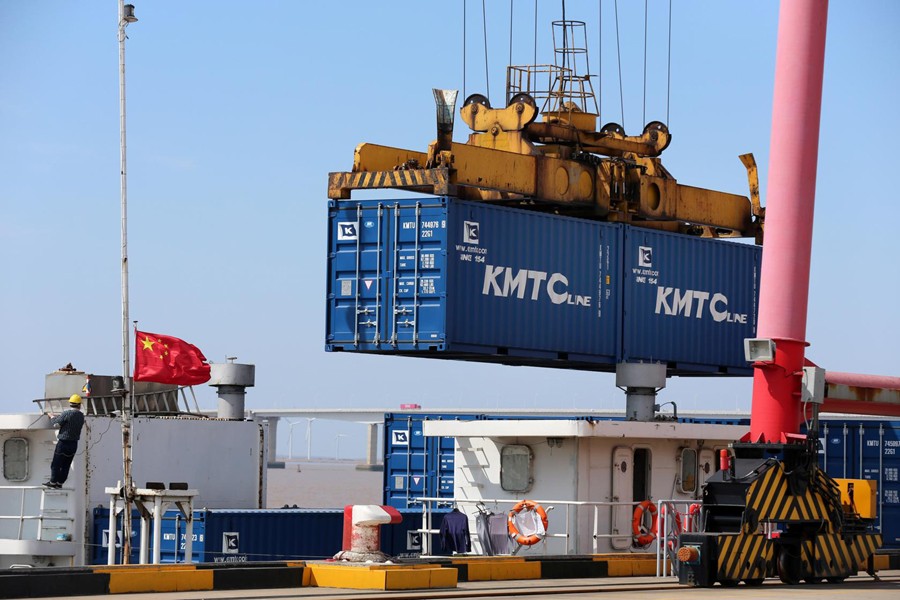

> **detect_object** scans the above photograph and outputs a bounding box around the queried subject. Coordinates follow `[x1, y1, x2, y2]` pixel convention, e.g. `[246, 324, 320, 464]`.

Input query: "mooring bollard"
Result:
[333, 504, 402, 562]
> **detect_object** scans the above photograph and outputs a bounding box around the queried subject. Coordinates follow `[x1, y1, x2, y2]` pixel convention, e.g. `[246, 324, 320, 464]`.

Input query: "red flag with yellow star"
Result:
[133, 330, 211, 386]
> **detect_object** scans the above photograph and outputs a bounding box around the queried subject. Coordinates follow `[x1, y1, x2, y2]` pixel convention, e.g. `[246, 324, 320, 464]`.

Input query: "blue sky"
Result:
[2, 1, 898, 458]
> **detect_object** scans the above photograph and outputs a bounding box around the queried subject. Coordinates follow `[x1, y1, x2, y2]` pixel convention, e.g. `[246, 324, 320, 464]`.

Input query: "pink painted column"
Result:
[750, 0, 829, 442]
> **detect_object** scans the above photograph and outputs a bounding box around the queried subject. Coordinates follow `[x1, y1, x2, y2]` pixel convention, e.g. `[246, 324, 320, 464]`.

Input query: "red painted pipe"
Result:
[826, 371, 900, 390]
[750, 0, 829, 442]
[821, 371, 900, 417]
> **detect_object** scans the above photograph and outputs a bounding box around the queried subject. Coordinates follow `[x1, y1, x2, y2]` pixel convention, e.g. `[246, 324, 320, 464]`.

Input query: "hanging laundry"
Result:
[475, 508, 495, 555]
[489, 513, 512, 554]
[439, 508, 471, 554]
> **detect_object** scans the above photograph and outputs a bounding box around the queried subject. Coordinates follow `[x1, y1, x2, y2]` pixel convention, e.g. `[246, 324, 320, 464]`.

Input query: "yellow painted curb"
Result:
[106, 570, 213, 594]
[605, 561, 630, 577]
[429, 567, 459, 588]
[873, 555, 889, 570]
[308, 564, 457, 590]
[631, 560, 657, 576]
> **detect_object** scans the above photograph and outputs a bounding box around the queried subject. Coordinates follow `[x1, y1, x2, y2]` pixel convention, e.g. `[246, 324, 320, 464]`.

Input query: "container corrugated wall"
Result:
[621, 228, 761, 374]
[383, 412, 474, 509]
[445, 200, 620, 363]
[818, 419, 900, 548]
[327, 197, 761, 375]
[201, 509, 344, 562]
[91, 507, 446, 563]
[327, 197, 620, 368]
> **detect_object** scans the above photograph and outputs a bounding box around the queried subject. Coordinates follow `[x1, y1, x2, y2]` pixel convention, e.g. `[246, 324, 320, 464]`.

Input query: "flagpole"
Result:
[118, 0, 138, 564]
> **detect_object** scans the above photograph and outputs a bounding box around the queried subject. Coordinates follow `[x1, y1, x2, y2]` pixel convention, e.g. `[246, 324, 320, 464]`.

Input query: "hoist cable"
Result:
[463, 0, 467, 100]
[561, 0, 568, 73]
[509, 0, 514, 104]
[561, 0, 568, 109]
[667, 0, 673, 127]
[482, 0, 490, 100]
[534, 0, 538, 67]
[643, 0, 648, 126]
[509, 0, 514, 69]
[598, 0, 602, 120]
[614, 0, 625, 129]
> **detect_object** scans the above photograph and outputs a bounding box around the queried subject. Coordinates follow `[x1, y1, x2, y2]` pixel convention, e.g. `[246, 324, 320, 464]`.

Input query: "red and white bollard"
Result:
[333, 504, 402, 562]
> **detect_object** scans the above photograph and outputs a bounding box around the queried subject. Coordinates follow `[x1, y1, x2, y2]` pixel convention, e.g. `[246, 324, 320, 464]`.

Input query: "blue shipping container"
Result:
[91, 508, 447, 563]
[327, 197, 621, 369]
[326, 197, 761, 375]
[621, 228, 761, 373]
[817, 419, 900, 548]
[383, 412, 478, 509]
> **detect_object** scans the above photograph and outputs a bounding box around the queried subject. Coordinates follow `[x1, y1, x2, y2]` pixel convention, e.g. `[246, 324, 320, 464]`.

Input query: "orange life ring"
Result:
[687, 503, 702, 532]
[508, 499, 549, 546]
[632, 500, 658, 546]
[659, 503, 682, 534]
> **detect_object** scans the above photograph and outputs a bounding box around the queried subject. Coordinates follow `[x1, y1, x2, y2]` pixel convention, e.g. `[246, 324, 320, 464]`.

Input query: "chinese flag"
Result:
[133, 330, 211, 386]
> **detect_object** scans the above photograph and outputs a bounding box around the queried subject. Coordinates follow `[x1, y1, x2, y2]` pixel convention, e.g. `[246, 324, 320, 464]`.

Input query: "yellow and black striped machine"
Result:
[676, 442, 882, 586]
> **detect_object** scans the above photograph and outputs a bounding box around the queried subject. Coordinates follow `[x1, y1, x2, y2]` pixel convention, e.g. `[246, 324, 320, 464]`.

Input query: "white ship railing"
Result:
[35, 387, 202, 417]
[653, 499, 704, 578]
[0, 485, 74, 543]
[414, 496, 663, 558]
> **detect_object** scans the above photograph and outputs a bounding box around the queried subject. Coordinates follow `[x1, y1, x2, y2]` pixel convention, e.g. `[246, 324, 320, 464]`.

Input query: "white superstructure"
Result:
[423, 417, 747, 555]
[0, 366, 268, 568]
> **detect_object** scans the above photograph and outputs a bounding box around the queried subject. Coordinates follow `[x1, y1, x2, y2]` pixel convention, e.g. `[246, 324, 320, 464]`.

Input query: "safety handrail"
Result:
[0, 485, 74, 542]
[413, 496, 651, 557]
[653, 498, 704, 578]
[33, 389, 202, 417]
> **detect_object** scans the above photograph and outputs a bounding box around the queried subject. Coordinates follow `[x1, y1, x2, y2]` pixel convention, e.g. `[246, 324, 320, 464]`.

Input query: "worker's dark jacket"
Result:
[51, 408, 85, 441]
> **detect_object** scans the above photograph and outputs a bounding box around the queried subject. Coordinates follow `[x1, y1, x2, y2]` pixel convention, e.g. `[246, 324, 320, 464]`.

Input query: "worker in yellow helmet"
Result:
[44, 394, 85, 489]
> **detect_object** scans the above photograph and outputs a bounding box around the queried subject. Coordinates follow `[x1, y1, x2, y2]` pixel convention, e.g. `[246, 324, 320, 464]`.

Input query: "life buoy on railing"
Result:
[632, 500, 658, 546]
[659, 503, 683, 535]
[508, 499, 549, 546]
[687, 503, 702, 532]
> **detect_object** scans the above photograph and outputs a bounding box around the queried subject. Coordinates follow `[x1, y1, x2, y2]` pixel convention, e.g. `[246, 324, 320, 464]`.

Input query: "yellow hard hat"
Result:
[69, 394, 82, 405]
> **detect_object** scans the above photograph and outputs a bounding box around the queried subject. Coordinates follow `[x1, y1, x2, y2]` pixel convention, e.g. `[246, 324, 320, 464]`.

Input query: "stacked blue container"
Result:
[326, 197, 761, 375]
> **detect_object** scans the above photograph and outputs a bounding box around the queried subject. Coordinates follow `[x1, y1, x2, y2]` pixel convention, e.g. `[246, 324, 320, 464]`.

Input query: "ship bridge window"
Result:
[3, 438, 28, 482]
[679, 448, 697, 493]
[500, 444, 533, 492]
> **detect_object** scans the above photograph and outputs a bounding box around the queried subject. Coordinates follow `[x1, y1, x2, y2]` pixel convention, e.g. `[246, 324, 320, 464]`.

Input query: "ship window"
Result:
[500, 444, 533, 492]
[3, 438, 28, 482]
[679, 448, 697, 493]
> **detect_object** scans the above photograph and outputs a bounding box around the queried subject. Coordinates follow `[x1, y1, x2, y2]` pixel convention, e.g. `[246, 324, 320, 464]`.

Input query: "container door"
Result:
[328, 202, 389, 349]
[880, 422, 900, 548]
[610, 446, 633, 550]
[328, 199, 448, 351]
[862, 422, 896, 541]
[386, 201, 448, 350]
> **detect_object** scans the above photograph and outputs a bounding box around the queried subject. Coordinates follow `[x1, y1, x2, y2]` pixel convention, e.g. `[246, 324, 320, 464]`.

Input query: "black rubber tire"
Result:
[743, 578, 764, 587]
[826, 576, 846, 584]
[778, 550, 801, 585]
[804, 577, 823, 584]
[719, 579, 739, 587]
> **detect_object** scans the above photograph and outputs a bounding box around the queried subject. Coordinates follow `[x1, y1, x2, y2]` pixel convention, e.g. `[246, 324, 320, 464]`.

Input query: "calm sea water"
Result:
[266, 459, 382, 508]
